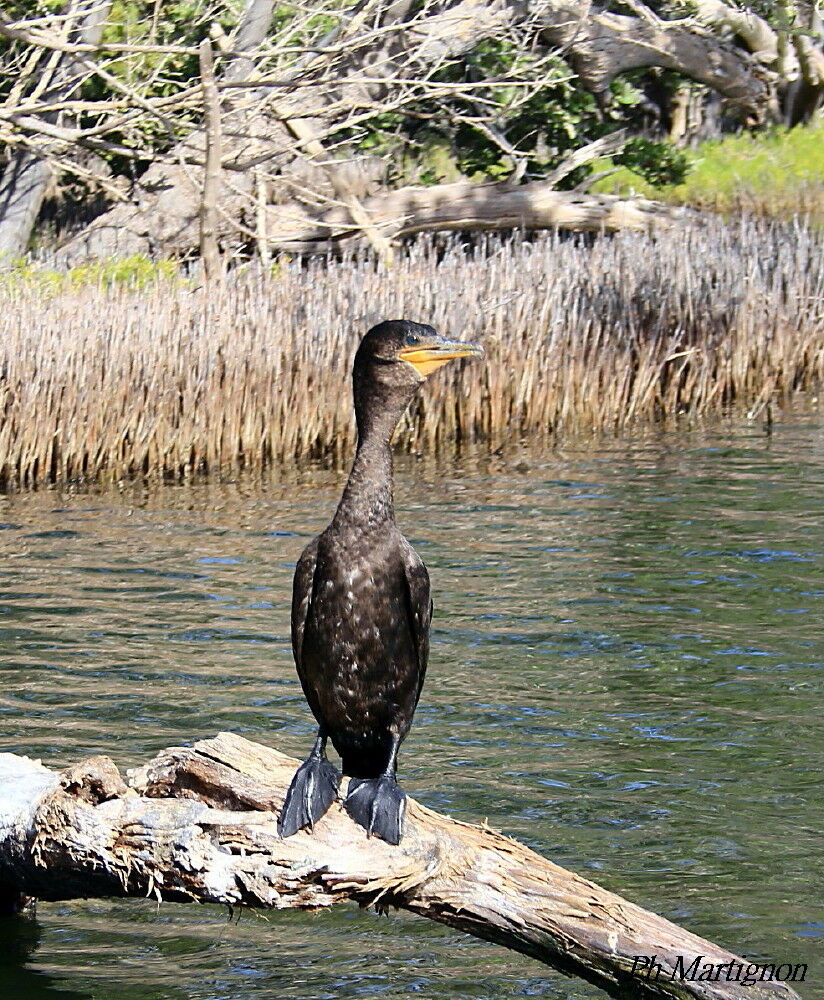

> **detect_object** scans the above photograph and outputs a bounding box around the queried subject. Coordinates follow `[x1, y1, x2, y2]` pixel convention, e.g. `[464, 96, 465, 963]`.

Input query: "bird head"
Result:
[354, 320, 484, 391]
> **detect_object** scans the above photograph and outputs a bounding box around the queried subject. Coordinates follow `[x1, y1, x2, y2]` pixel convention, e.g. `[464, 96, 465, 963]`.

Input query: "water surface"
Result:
[1, 414, 822, 999]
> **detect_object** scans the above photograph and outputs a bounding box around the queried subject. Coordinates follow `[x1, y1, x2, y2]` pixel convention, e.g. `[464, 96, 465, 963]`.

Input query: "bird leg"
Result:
[344, 734, 407, 846]
[278, 727, 340, 838]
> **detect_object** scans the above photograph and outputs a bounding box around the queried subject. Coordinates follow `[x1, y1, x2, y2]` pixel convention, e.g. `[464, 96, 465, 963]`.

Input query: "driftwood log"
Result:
[254, 181, 687, 254]
[0, 733, 802, 1000]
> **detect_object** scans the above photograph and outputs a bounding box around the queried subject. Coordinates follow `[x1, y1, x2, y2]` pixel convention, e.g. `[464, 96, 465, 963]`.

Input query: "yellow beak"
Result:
[398, 339, 485, 377]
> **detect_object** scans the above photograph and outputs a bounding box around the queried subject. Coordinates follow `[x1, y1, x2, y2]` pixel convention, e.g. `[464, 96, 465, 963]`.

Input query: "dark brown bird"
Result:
[278, 320, 484, 844]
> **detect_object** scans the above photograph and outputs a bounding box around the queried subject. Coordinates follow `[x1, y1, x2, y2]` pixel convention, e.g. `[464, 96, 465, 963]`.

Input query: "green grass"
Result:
[592, 119, 824, 220]
[0, 254, 179, 291]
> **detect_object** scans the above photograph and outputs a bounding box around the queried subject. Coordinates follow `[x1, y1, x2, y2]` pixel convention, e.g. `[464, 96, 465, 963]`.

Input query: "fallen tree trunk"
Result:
[56, 176, 686, 261]
[261, 179, 687, 251]
[0, 733, 801, 1000]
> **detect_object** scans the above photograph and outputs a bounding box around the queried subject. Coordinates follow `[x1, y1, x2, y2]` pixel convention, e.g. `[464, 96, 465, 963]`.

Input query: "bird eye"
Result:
[404, 333, 420, 347]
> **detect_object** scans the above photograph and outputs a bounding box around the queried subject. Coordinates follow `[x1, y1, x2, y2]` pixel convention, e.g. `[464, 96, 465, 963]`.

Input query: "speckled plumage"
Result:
[279, 320, 481, 844]
[292, 518, 431, 778]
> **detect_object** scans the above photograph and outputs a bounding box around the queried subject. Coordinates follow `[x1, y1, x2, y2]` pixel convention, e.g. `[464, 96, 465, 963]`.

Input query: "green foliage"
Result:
[348, 46, 696, 192]
[616, 138, 691, 187]
[449, 40, 599, 181]
[67, 254, 180, 286]
[593, 119, 824, 221]
[1, 254, 180, 291]
[353, 38, 614, 187]
[7, 0, 822, 244]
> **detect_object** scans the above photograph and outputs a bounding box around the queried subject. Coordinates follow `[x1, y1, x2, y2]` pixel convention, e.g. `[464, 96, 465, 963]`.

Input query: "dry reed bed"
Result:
[1, 216, 823, 488]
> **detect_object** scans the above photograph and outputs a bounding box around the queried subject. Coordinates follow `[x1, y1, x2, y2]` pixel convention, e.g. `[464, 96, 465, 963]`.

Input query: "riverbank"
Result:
[1, 215, 823, 488]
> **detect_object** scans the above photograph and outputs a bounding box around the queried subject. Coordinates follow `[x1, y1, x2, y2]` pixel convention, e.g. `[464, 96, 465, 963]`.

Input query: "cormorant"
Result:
[278, 320, 484, 845]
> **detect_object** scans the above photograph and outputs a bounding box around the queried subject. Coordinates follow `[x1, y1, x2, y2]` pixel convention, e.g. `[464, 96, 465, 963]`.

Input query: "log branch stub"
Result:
[0, 734, 802, 1000]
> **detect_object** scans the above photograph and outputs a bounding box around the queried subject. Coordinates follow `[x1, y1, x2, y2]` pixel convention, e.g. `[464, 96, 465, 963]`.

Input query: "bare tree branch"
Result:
[199, 38, 223, 279]
[4, 0, 814, 266]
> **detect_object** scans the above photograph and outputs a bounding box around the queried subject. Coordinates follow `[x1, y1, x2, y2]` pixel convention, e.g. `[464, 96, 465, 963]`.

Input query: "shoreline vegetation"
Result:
[593, 121, 824, 224]
[1, 215, 823, 490]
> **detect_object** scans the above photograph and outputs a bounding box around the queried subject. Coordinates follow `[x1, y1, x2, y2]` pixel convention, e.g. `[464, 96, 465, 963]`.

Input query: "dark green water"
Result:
[1, 415, 822, 999]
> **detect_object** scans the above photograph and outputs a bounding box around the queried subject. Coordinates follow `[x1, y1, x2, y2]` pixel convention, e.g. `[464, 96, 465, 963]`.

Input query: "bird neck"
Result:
[334, 375, 417, 527]
[336, 433, 394, 526]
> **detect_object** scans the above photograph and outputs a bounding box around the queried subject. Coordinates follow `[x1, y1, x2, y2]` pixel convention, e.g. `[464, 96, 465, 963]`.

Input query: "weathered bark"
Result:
[693, 0, 784, 67]
[767, 0, 824, 87]
[694, 0, 824, 122]
[260, 179, 686, 252]
[0, 733, 802, 1000]
[0, 152, 52, 263]
[635, 0, 824, 136]
[0, 0, 112, 265]
[534, 1, 771, 110]
[226, 0, 278, 82]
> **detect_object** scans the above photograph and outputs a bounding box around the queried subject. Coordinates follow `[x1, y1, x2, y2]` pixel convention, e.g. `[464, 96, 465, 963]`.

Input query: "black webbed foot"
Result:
[278, 755, 340, 837]
[344, 776, 407, 845]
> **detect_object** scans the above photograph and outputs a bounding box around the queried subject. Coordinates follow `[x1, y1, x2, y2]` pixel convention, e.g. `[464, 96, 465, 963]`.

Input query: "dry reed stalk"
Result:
[1, 216, 824, 488]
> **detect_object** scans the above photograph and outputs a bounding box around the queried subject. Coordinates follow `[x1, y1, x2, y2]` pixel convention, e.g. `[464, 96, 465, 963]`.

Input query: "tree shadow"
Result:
[0, 915, 93, 1000]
